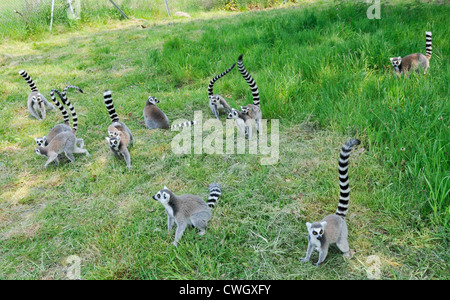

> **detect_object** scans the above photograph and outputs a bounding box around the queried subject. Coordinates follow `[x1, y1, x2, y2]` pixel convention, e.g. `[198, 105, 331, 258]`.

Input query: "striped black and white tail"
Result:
[52, 89, 78, 134]
[50, 89, 70, 125]
[19, 70, 38, 92]
[103, 90, 120, 123]
[207, 63, 236, 97]
[171, 120, 197, 130]
[336, 139, 361, 218]
[207, 183, 222, 208]
[63, 85, 84, 96]
[425, 31, 432, 60]
[237, 54, 260, 107]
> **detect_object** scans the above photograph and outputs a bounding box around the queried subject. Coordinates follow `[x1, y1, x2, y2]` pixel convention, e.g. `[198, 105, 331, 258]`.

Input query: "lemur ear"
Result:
[306, 222, 312, 230]
[164, 185, 168, 190]
[320, 221, 327, 228]
[105, 137, 110, 143]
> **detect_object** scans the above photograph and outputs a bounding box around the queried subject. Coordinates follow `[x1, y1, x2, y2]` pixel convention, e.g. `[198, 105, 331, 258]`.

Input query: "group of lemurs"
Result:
[18, 31, 433, 264]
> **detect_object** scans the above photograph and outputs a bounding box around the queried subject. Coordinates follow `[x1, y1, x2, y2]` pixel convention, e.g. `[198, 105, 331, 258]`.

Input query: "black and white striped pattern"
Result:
[425, 31, 432, 60]
[53, 89, 78, 134]
[19, 70, 38, 92]
[207, 63, 236, 96]
[237, 54, 260, 107]
[63, 85, 84, 96]
[336, 139, 361, 218]
[50, 89, 70, 125]
[171, 120, 197, 130]
[207, 183, 222, 208]
[103, 90, 120, 123]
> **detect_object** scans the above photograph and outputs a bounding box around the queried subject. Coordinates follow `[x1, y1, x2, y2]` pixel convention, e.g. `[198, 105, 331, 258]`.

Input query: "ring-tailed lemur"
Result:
[390, 31, 432, 74]
[240, 104, 262, 133]
[208, 63, 235, 119]
[144, 96, 170, 129]
[227, 108, 254, 140]
[19, 70, 54, 120]
[104, 90, 134, 169]
[34, 131, 89, 168]
[152, 183, 222, 247]
[301, 139, 361, 266]
[237, 54, 260, 107]
[144, 96, 197, 130]
[35, 86, 84, 147]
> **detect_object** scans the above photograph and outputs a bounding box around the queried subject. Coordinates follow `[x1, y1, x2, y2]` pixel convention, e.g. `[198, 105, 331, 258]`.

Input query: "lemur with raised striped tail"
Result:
[35, 86, 84, 147]
[19, 70, 54, 120]
[301, 139, 361, 266]
[152, 183, 222, 247]
[390, 31, 433, 74]
[208, 63, 235, 119]
[104, 90, 134, 169]
[144, 96, 197, 130]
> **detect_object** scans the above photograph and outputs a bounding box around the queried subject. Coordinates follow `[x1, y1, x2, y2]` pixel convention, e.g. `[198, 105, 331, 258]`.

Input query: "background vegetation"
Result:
[0, 0, 448, 279]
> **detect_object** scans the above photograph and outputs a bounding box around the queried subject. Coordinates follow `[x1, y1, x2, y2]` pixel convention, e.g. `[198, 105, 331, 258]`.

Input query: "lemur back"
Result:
[143, 96, 170, 129]
[302, 139, 360, 266]
[227, 108, 254, 140]
[35, 87, 85, 148]
[34, 131, 89, 168]
[390, 31, 432, 74]
[104, 90, 134, 169]
[152, 184, 222, 247]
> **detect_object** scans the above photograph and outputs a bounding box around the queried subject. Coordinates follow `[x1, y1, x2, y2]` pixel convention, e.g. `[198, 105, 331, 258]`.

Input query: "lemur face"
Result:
[108, 130, 119, 138]
[390, 56, 402, 68]
[34, 148, 43, 156]
[106, 136, 121, 150]
[152, 187, 170, 204]
[306, 221, 327, 241]
[227, 110, 239, 119]
[240, 106, 250, 114]
[35, 137, 46, 147]
[148, 96, 159, 105]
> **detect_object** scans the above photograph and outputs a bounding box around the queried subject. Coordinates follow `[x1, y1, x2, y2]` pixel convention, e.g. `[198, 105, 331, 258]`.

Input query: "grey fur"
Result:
[35, 88, 83, 148]
[152, 184, 221, 247]
[301, 139, 360, 266]
[34, 131, 89, 168]
[143, 96, 170, 129]
[209, 95, 232, 119]
[227, 108, 254, 140]
[27, 92, 54, 120]
[104, 90, 134, 169]
[390, 31, 432, 74]
[241, 104, 262, 133]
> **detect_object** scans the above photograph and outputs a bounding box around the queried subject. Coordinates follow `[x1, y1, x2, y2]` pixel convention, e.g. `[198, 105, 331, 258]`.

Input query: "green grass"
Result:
[0, 0, 449, 279]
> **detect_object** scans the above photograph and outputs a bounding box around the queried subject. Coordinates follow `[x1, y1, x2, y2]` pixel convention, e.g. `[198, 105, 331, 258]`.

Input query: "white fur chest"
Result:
[309, 235, 322, 250]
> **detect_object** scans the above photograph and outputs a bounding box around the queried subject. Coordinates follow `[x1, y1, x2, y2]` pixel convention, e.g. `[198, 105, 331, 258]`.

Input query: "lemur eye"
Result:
[319, 230, 323, 234]
[313, 231, 317, 235]
[157, 193, 160, 198]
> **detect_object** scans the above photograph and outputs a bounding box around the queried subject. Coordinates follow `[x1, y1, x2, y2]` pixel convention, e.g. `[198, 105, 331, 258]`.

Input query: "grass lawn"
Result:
[0, 1, 448, 279]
